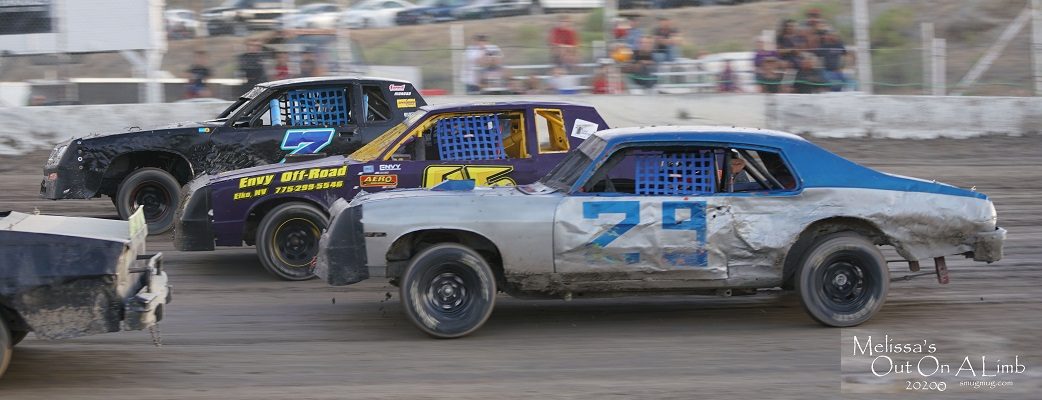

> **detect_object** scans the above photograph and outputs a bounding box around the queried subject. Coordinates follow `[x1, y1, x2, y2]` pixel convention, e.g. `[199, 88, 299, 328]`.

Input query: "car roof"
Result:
[593, 125, 808, 148]
[418, 101, 590, 113]
[259, 75, 412, 88]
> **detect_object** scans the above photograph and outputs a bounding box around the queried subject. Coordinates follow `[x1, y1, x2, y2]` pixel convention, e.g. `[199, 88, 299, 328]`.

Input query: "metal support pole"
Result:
[450, 24, 464, 95]
[932, 38, 946, 96]
[1032, 0, 1042, 95]
[852, 0, 873, 94]
[921, 22, 933, 95]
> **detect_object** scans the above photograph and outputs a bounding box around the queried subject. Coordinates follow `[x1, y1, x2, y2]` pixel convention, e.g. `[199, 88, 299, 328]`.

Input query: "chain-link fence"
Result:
[0, 0, 1039, 105]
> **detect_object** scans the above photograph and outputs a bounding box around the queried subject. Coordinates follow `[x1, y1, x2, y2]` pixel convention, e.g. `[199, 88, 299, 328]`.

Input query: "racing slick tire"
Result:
[115, 168, 180, 235]
[400, 244, 497, 339]
[796, 232, 889, 327]
[256, 203, 328, 281]
[1, 317, 11, 379]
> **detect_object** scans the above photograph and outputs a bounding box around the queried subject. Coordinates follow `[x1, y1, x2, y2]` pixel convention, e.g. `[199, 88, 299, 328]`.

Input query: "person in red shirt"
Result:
[548, 15, 579, 68]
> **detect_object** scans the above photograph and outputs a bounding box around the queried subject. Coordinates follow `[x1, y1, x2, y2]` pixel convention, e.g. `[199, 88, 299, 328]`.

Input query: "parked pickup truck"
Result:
[0, 208, 171, 378]
[41, 77, 425, 235]
[175, 101, 608, 280]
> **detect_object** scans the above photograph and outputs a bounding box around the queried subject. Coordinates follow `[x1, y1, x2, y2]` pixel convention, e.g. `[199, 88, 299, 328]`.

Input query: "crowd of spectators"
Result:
[611, 15, 684, 91]
[755, 8, 852, 94]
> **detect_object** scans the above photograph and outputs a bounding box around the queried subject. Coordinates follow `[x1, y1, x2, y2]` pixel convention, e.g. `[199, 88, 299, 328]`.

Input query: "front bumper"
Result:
[315, 200, 368, 286]
[173, 178, 215, 251]
[123, 253, 172, 331]
[972, 227, 1006, 262]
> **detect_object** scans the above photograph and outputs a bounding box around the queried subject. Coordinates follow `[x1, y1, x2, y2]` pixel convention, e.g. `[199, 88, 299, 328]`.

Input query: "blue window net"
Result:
[280, 88, 350, 126]
[434, 114, 506, 161]
[635, 151, 716, 195]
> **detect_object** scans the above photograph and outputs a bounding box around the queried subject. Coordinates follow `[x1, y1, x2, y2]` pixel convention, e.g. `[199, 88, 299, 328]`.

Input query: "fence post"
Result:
[852, 0, 873, 94]
[932, 38, 946, 96]
[451, 24, 464, 95]
[921, 22, 933, 95]
[1032, 0, 1041, 95]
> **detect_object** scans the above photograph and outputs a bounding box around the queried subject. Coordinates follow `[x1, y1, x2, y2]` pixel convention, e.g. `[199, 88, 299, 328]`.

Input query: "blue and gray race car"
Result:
[316, 126, 1006, 338]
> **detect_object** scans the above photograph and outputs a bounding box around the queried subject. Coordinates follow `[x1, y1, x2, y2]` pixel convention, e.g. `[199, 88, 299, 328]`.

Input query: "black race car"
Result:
[41, 76, 426, 234]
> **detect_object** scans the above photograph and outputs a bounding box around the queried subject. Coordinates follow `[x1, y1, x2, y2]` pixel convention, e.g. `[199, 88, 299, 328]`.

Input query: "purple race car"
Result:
[174, 101, 609, 280]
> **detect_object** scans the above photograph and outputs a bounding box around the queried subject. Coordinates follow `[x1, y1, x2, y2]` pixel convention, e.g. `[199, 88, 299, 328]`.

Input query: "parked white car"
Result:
[339, 0, 417, 28]
[165, 9, 204, 38]
[283, 3, 342, 29]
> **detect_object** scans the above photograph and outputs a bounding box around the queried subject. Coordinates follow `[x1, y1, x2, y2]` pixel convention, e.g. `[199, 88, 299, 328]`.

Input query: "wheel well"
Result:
[781, 217, 890, 289]
[100, 151, 193, 196]
[242, 198, 328, 246]
[0, 303, 28, 332]
[385, 229, 504, 286]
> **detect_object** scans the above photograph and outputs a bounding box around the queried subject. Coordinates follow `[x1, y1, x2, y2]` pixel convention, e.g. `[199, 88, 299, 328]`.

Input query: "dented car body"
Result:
[0, 208, 171, 377]
[41, 76, 425, 234]
[316, 126, 1005, 337]
[174, 101, 608, 280]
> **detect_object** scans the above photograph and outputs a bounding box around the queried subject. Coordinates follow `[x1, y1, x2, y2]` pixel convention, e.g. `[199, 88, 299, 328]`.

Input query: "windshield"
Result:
[539, 135, 606, 192]
[348, 110, 427, 161]
[216, 86, 264, 119]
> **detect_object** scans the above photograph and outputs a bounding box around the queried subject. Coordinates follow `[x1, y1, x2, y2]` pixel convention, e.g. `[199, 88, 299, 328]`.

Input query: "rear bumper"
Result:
[315, 200, 369, 286]
[971, 227, 1006, 262]
[123, 253, 172, 331]
[173, 178, 215, 251]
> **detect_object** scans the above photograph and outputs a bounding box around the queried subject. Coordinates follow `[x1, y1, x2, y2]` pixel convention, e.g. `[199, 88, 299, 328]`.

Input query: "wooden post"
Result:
[932, 38, 946, 96]
[852, 0, 873, 94]
[921, 23, 933, 95]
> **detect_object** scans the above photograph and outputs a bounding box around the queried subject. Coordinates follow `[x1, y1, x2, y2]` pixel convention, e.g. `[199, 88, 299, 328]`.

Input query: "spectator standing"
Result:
[626, 36, 658, 90]
[613, 17, 631, 40]
[481, 45, 510, 93]
[462, 34, 503, 94]
[185, 50, 212, 98]
[652, 16, 681, 62]
[625, 16, 645, 51]
[793, 53, 826, 94]
[548, 15, 579, 68]
[776, 19, 803, 69]
[717, 60, 740, 93]
[814, 28, 848, 91]
[272, 52, 292, 81]
[238, 39, 268, 94]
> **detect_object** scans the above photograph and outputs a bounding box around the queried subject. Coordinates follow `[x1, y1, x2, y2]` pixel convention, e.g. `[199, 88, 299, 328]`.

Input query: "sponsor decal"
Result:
[198, 127, 211, 134]
[360, 174, 399, 187]
[379, 164, 401, 171]
[421, 165, 515, 188]
[393, 91, 412, 97]
[279, 165, 348, 183]
[396, 98, 417, 108]
[362, 165, 375, 173]
[239, 174, 274, 189]
[388, 84, 406, 91]
[571, 118, 599, 139]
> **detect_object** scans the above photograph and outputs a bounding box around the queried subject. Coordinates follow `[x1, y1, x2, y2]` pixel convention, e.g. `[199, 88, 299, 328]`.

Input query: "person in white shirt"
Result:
[462, 34, 503, 94]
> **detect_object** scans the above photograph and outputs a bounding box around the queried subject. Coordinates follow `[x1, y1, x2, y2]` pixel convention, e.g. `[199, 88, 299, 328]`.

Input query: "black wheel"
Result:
[116, 168, 180, 235]
[400, 244, 496, 338]
[256, 203, 328, 281]
[1, 317, 11, 379]
[796, 232, 888, 327]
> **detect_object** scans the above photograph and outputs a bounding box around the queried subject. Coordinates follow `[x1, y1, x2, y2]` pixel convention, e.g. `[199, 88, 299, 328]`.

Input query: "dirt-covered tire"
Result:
[255, 203, 328, 281]
[796, 232, 889, 327]
[115, 168, 180, 235]
[1, 317, 12, 379]
[400, 244, 497, 339]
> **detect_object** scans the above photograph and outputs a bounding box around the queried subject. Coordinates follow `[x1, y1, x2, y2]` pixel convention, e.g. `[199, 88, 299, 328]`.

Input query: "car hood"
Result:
[350, 184, 541, 207]
[77, 120, 221, 142]
[210, 155, 349, 183]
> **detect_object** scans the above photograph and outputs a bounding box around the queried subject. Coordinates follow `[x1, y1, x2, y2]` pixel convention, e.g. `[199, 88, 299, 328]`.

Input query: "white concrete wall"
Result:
[767, 93, 1042, 139]
[0, 93, 1037, 156]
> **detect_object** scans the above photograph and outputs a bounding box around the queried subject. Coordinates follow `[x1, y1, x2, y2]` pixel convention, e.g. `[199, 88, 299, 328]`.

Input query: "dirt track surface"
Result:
[1, 135, 1040, 398]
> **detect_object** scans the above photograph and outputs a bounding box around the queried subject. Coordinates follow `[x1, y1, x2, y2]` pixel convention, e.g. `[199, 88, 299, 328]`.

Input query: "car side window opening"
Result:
[362, 85, 392, 123]
[581, 145, 796, 195]
[534, 108, 570, 153]
[390, 112, 528, 161]
[244, 87, 353, 128]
